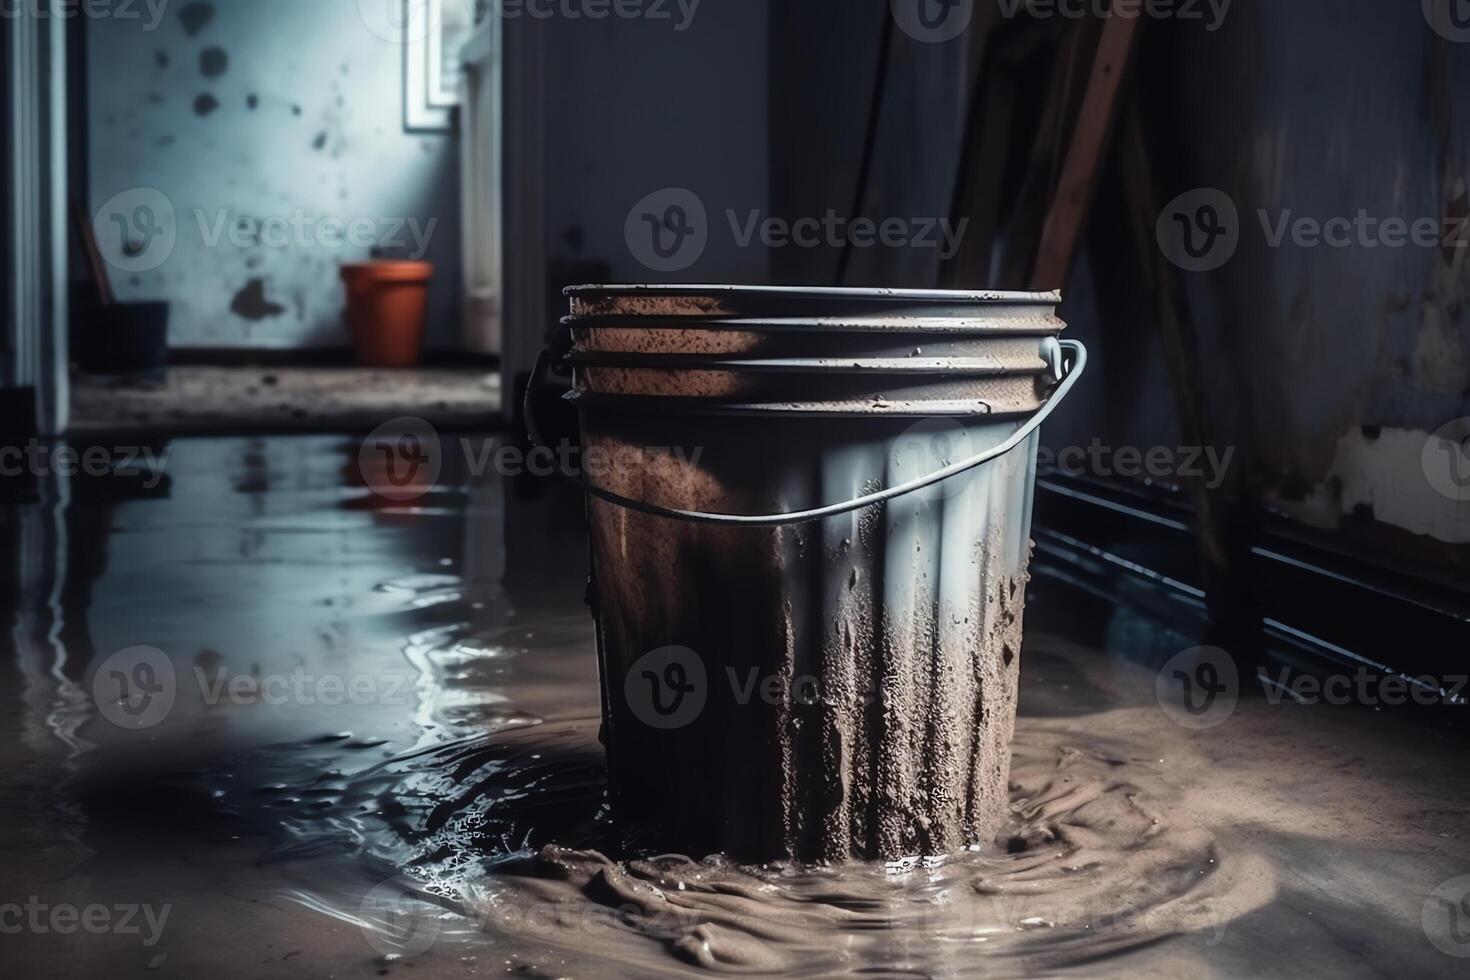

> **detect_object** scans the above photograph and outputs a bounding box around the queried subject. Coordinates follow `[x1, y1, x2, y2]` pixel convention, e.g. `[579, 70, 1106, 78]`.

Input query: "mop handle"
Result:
[530, 339, 1086, 529]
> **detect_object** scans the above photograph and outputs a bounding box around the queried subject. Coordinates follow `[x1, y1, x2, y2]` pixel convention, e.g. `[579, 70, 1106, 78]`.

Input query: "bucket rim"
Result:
[563, 314, 1065, 334]
[564, 283, 1061, 305]
[565, 390, 1042, 418]
[567, 352, 1045, 376]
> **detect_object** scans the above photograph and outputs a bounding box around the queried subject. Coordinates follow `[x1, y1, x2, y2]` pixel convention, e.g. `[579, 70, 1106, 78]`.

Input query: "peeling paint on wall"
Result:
[1270, 426, 1469, 545]
[229, 279, 286, 322]
[1094, 0, 1470, 561]
[178, 2, 215, 38]
[200, 46, 229, 79]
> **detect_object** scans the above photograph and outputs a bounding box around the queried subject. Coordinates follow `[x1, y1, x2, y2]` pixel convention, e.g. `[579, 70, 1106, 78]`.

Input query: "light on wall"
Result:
[406, 0, 480, 131]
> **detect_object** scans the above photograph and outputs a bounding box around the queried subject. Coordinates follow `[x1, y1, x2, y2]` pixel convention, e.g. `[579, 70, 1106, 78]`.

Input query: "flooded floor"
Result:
[1, 434, 1467, 978]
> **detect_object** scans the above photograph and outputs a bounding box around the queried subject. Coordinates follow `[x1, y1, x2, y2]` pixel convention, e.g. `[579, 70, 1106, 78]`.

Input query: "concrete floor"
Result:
[69, 367, 502, 435]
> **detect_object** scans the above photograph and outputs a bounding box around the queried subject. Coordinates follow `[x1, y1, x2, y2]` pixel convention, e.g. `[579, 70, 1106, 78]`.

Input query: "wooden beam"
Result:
[1029, 13, 1140, 290]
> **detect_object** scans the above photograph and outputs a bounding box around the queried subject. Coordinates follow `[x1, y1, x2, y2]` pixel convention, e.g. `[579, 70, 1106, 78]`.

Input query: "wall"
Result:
[760, 1, 1469, 576]
[539, 1, 770, 293]
[89, 0, 461, 349]
[1058, 0, 1470, 560]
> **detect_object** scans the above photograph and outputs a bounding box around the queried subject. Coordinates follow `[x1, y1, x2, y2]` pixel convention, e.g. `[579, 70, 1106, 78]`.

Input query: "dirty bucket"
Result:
[534, 285, 1086, 862]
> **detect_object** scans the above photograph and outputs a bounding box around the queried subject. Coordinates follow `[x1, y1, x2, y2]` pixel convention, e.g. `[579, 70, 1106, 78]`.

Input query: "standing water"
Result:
[1, 435, 1467, 978]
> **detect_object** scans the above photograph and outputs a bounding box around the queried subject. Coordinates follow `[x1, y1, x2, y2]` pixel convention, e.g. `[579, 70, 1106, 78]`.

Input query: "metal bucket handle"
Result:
[527, 338, 1086, 528]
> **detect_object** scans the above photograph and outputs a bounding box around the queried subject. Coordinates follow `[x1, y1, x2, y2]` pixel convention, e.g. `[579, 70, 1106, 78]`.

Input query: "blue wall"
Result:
[89, 0, 461, 348]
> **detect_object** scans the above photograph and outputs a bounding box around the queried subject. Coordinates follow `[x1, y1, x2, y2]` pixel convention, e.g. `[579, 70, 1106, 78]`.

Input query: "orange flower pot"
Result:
[340, 261, 434, 367]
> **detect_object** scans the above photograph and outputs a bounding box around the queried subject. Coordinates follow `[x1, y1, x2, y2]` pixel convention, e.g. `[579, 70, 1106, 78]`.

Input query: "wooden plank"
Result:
[1029, 13, 1141, 290]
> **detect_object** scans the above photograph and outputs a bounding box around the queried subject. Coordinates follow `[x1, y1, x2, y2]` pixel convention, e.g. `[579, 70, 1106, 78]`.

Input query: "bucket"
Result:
[536, 285, 1086, 862]
[340, 261, 433, 367]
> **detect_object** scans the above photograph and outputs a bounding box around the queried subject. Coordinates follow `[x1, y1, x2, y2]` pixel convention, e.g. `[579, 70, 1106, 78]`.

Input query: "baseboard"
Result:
[1032, 472, 1470, 686]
